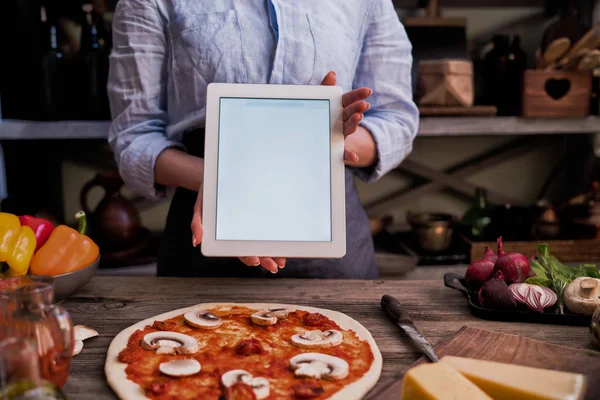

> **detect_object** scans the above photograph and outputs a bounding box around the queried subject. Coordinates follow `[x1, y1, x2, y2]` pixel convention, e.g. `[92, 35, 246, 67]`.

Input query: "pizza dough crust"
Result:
[105, 303, 382, 400]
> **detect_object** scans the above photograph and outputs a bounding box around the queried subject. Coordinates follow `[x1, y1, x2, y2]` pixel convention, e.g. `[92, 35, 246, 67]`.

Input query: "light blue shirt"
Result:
[107, 0, 419, 200]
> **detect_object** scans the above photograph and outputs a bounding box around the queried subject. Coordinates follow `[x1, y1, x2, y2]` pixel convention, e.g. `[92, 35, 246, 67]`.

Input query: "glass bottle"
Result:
[483, 34, 509, 112]
[0, 337, 67, 399]
[505, 35, 527, 116]
[461, 187, 492, 240]
[76, 4, 108, 120]
[39, 6, 64, 121]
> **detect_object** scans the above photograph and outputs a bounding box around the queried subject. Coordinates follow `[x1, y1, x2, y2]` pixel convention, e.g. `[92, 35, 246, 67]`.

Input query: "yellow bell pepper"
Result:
[0, 213, 37, 274]
[6, 268, 27, 277]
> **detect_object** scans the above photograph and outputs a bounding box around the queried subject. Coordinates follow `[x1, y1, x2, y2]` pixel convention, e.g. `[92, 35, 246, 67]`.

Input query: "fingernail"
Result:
[192, 235, 197, 247]
[359, 113, 364, 121]
[368, 89, 373, 95]
[281, 264, 286, 269]
[253, 261, 261, 266]
[271, 269, 278, 274]
[365, 102, 371, 110]
[331, 71, 336, 76]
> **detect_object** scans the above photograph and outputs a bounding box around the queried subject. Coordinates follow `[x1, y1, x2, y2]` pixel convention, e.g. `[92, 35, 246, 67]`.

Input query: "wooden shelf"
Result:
[0, 119, 110, 140]
[1, 116, 599, 140]
[393, 0, 545, 7]
[418, 116, 600, 137]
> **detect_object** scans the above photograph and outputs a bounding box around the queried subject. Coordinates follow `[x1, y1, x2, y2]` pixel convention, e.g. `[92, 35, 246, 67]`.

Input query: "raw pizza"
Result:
[105, 303, 382, 399]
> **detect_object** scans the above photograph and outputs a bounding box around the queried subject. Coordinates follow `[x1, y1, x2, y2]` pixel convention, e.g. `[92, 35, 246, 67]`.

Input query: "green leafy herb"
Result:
[572, 264, 600, 279]
[528, 252, 568, 314]
[529, 259, 546, 280]
[526, 244, 600, 314]
[525, 276, 551, 287]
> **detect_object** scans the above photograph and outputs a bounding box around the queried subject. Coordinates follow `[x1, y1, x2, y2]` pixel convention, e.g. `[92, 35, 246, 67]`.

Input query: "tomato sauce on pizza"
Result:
[117, 306, 375, 399]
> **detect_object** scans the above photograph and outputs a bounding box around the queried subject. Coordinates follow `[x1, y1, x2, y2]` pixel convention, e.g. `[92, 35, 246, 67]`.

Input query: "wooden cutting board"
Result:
[365, 326, 600, 400]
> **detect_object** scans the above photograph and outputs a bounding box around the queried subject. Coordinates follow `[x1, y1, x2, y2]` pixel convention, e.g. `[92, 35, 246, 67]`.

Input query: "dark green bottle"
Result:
[461, 188, 492, 240]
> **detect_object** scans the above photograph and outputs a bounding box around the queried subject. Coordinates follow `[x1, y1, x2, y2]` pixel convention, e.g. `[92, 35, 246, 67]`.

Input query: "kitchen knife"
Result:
[381, 294, 439, 362]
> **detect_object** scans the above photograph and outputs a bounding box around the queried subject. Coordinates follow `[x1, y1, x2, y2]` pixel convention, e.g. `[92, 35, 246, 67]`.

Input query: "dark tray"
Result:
[443, 273, 592, 326]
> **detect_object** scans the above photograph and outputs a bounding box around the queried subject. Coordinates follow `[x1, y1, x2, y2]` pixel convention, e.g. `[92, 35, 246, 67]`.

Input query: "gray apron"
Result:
[157, 129, 377, 279]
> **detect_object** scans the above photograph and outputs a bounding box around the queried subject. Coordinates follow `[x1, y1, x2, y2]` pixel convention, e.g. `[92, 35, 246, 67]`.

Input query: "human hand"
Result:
[190, 72, 367, 274]
[320, 71, 372, 164]
[191, 183, 286, 274]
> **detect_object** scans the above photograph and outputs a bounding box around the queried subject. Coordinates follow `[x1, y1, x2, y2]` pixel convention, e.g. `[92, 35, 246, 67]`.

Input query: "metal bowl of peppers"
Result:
[0, 211, 100, 300]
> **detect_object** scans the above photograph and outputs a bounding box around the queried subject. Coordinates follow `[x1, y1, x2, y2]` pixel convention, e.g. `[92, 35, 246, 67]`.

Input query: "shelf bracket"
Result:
[365, 137, 537, 215]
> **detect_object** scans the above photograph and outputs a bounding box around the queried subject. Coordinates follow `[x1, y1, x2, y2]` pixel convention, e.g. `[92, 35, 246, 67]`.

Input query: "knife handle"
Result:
[381, 294, 413, 325]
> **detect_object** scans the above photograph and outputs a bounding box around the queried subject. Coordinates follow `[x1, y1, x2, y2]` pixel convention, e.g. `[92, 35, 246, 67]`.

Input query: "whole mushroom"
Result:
[564, 277, 600, 315]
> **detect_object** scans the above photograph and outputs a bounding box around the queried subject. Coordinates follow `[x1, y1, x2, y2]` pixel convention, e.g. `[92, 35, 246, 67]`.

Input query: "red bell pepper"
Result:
[18, 215, 55, 251]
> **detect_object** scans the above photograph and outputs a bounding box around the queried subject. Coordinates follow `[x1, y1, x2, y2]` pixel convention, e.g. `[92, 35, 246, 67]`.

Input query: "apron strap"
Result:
[182, 128, 206, 158]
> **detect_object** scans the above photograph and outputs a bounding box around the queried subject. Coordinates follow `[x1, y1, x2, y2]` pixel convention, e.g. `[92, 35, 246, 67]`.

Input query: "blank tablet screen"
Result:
[216, 98, 332, 242]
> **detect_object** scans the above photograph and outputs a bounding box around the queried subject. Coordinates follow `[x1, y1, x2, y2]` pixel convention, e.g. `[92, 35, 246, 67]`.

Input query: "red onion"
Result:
[481, 246, 498, 263]
[509, 283, 557, 313]
[478, 271, 517, 310]
[465, 260, 495, 288]
[493, 237, 534, 284]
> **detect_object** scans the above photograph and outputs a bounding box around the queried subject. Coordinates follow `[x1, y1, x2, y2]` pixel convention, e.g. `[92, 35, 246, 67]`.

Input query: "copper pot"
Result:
[407, 212, 456, 253]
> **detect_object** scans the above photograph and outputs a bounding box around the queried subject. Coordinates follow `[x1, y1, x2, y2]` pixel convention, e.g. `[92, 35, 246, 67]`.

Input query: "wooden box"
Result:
[417, 59, 473, 107]
[522, 70, 592, 118]
[469, 238, 600, 263]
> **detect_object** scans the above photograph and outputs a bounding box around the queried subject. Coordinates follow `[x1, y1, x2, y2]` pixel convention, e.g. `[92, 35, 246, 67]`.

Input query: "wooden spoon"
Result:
[559, 48, 591, 71]
[558, 23, 600, 68]
[577, 49, 600, 70]
[540, 37, 571, 69]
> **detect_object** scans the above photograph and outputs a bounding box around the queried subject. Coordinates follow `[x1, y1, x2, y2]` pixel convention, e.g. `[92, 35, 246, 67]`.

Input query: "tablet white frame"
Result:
[202, 83, 346, 258]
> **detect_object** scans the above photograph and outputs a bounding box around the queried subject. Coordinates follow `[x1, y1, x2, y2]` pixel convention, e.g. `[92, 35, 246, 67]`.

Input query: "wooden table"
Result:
[62, 277, 593, 399]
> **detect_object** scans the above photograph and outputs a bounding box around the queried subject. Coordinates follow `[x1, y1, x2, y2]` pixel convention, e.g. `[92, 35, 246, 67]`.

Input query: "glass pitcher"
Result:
[0, 276, 73, 388]
[0, 337, 66, 399]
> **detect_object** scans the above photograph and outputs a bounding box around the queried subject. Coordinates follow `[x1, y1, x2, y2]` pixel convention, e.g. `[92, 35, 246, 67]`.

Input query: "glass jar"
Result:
[0, 276, 73, 388]
[0, 337, 66, 399]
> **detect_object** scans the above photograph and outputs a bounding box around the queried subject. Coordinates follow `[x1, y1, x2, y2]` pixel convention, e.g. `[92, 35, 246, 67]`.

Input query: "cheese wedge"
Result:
[400, 362, 493, 400]
[440, 356, 587, 400]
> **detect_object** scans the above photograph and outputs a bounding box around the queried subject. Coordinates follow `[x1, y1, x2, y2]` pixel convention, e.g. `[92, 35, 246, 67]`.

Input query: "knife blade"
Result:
[381, 294, 439, 362]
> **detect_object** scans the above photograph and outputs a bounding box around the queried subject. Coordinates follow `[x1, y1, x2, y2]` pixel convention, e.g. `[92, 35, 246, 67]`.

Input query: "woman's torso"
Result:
[159, 0, 373, 139]
[158, 0, 377, 278]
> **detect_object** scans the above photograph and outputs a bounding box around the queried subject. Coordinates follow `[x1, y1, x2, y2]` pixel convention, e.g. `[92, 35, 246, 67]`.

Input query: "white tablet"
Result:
[201, 83, 346, 258]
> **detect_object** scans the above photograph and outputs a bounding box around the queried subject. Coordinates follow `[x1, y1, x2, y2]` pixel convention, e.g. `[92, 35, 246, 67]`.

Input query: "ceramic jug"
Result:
[0, 276, 73, 387]
[80, 170, 140, 247]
